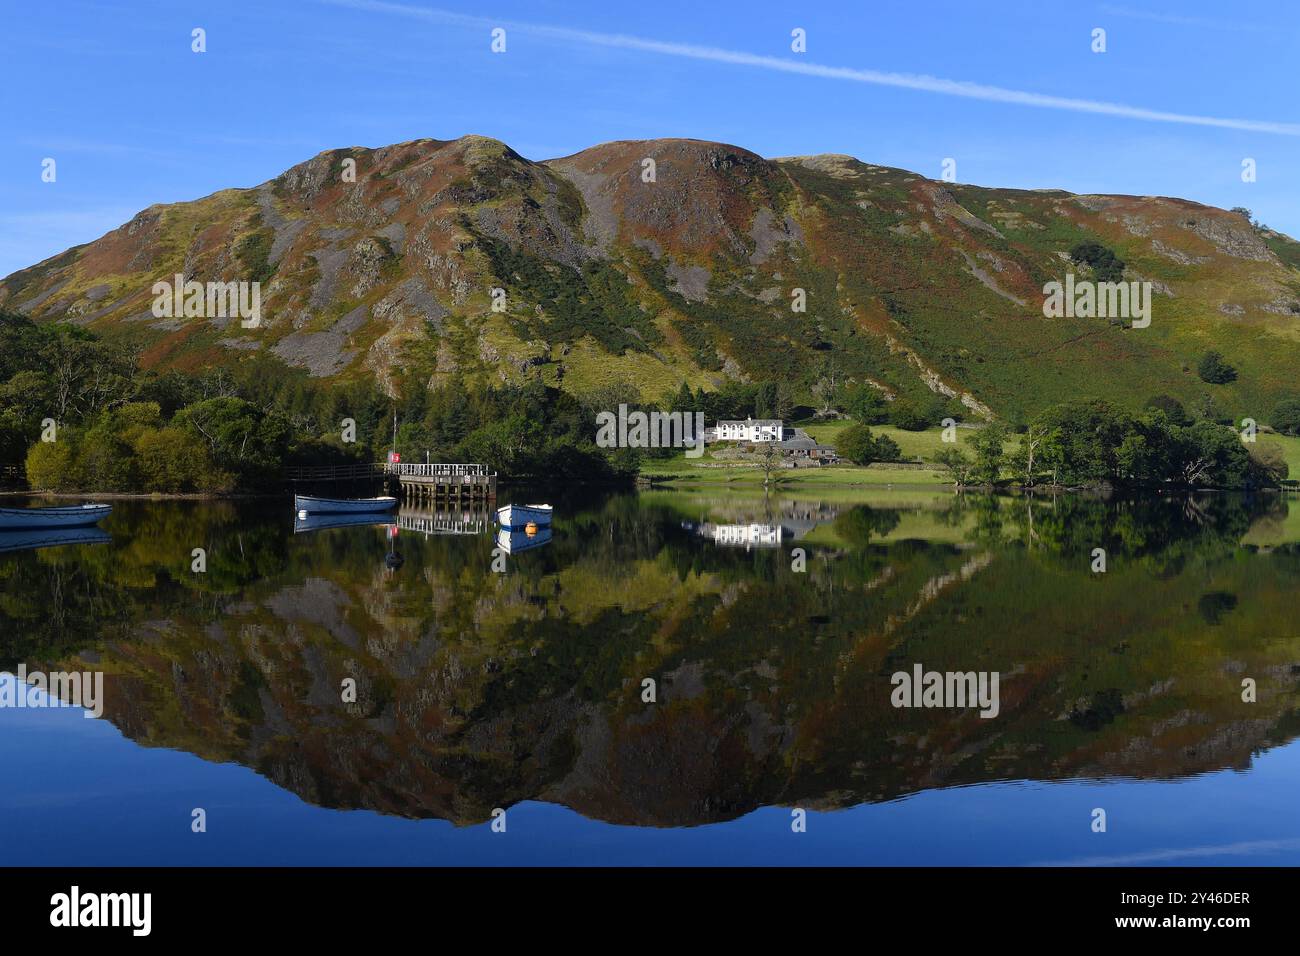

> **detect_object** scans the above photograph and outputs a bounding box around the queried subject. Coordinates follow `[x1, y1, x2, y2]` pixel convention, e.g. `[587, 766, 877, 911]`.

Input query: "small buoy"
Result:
[525, 522, 538, 536]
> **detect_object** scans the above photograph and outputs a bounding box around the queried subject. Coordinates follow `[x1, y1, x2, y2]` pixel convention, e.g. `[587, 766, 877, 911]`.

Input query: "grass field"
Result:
[638, 486, 955, 513]
[641, 460, 951, 487]
[640, 423, 1300, 488]
[642, 419, 981, 487]
[800, 420, 988, 461]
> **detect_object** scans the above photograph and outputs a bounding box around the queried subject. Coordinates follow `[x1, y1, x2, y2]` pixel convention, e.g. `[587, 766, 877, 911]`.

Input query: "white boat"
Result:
[495, 525, 552, 554]
[0, 503, 112, 530]
[294, 495, 398, 514]
[496, 503, 553, 528]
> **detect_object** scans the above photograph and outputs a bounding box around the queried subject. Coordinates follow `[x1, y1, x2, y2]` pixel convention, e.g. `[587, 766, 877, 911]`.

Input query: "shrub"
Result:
[134, 426, 233, 493]
[1069, 241, 1126, 283]
[1246, 441, 1289, 485]
[933, 447, 975, 486]
[843, 384, 888, 425]
[837, 424, 898, 465]
[888, 399, 930, 431]
[25, 436, 77, 491]
[1197, 350, 1237, 385]
[969, 424, 1007, 485]
[1271, 398, 1300, 436]
[872, 433, 902, 462]
[1144, 395, 1191, 426]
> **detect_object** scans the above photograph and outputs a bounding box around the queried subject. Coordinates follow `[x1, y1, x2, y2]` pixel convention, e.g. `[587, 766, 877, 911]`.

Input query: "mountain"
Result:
[4, 134, 1300, 421]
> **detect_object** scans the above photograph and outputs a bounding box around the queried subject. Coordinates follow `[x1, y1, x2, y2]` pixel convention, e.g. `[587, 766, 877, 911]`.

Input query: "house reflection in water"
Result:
[698, 522, 784, 549]
[686, 501, 843, 551]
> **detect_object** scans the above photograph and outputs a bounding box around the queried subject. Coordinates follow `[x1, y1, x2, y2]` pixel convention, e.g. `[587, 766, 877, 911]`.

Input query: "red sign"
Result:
[388, 451, 401, 464]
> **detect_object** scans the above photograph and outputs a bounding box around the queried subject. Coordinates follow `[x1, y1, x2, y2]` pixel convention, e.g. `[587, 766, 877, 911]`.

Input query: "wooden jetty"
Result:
[389, 463, 497, 503]
[285, 462, 497, 502]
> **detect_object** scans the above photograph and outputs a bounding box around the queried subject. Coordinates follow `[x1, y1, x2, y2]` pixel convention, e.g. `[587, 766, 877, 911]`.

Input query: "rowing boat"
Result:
[496, 503, 553, 528]
[0, 503, 112, 530]
[294, 495, 398, 514]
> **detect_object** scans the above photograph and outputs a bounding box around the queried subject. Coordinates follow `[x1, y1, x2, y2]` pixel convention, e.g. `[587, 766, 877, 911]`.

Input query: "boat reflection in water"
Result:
[0, 526, 112, 555]
[495, 523, 552, 554]
[292, 502, 501, 568]
[293, 511, 397, 534]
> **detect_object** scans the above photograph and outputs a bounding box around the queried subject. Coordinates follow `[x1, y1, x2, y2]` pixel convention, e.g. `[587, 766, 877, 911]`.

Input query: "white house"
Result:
[714, 418, 784, 442]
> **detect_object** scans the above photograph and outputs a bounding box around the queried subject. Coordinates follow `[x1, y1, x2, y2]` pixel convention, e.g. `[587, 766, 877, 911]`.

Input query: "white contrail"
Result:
[319, 0, 1300, 136]
[1098, 4, 1266, 33]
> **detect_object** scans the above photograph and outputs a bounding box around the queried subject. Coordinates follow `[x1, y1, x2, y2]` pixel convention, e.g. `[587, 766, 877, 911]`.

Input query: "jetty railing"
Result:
[397, 508, 495, 536]
[389, 462, 497, 500]
[284, 463, 386, 482]
[282, 462, 496, 499]
[385, 463, 493, 478]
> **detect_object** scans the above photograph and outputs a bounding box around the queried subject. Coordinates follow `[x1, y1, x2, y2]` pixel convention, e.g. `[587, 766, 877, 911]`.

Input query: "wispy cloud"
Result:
[1098, 4, 1266, 33]
[319, 0, 1300, 136]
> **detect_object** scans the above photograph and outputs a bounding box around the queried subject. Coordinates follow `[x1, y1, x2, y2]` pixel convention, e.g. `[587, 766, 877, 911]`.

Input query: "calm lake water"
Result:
[2, 488, 1299, 866]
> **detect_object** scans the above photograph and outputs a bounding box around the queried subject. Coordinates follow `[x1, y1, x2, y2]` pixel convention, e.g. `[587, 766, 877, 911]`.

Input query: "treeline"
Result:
[3, 308, 1294, 493]
[930, 399, 1288, 490]
[0, 311, 638, 491]
[0, 311, 402, 492]
[391, 375, 633, 478]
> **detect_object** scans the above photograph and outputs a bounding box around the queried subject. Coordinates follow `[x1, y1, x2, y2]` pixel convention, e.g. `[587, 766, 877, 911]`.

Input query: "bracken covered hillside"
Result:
[4, 134, 1299, 421]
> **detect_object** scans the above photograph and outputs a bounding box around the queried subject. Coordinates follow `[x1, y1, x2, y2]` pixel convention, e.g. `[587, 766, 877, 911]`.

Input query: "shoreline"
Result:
[3, 471, 1293, 500]
[0, 490, 280, 501]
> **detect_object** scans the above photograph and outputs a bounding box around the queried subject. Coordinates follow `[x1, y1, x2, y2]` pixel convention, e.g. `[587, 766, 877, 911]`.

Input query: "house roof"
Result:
[716, 419, 783, 427]
[781, 437, 836, 451]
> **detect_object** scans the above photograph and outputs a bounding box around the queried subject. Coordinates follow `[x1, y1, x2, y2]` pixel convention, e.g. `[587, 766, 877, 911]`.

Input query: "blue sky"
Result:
[2, 0, 1298, 277]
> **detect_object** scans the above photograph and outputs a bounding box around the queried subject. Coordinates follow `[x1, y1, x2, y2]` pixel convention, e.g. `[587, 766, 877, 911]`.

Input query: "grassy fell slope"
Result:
[2, 134, 1298, 420]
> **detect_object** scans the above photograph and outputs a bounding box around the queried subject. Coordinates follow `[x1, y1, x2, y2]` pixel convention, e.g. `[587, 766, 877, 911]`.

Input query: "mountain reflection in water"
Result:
[2, 489, 1299, 850]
